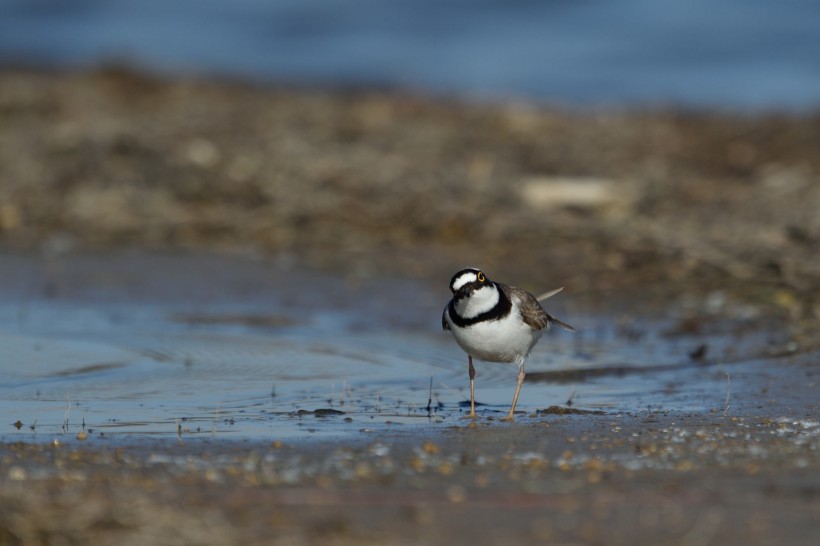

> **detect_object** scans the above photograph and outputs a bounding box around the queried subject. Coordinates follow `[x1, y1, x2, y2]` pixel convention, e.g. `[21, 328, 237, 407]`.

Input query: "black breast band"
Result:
[447, 283, 512, 328]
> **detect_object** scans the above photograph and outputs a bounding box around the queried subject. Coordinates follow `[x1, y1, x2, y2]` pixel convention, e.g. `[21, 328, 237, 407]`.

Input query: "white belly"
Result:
[449, 310, 542, 364]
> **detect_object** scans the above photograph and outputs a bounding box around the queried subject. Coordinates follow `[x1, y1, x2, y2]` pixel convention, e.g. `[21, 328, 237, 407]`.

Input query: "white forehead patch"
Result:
[451, 271, 478, 291]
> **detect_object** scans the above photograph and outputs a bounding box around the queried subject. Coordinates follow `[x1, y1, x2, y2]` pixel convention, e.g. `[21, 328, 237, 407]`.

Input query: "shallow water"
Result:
[0, 250, 788, 443]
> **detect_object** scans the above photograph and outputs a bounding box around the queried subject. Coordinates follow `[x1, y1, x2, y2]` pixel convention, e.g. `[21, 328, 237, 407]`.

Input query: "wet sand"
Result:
[2, 412, 818, 545]
[0, 68, 819, 544]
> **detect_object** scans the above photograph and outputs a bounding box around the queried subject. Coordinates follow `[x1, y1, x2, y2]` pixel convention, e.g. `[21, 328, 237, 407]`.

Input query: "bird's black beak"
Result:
[455, 285, 472, 299]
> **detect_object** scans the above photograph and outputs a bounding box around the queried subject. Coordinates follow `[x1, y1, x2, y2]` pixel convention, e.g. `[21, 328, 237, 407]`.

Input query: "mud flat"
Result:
[0, 68, 818, 544]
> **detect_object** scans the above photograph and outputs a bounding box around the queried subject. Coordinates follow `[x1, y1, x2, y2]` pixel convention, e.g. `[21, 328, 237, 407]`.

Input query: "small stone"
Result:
[183, 138, 220, 167]
[409, 456, 424, 472]
[446, 485, 467, 503]
[314, 408, 345, 417]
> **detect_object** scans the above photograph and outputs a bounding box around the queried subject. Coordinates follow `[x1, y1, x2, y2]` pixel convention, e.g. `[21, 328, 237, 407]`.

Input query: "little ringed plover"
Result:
[442, 268, 574, 420]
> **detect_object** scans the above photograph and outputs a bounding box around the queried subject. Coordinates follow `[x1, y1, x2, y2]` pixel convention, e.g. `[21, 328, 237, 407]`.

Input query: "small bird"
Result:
[442, 268, 574, 420]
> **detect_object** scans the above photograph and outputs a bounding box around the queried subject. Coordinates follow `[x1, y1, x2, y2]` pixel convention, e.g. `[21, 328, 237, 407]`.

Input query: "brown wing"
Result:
[499, 284, 549, 330]
[499, 283, 576, 332]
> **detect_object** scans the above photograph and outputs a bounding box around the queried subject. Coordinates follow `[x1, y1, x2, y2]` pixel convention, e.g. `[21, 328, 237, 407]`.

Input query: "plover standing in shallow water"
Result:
[442, 268, 574, 420]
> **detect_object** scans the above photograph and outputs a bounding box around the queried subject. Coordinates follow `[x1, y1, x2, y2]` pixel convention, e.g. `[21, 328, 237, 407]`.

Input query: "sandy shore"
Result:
[1, 68, 818, 545]
[1, 68, 819, 301]
[2, 408, 818, 545]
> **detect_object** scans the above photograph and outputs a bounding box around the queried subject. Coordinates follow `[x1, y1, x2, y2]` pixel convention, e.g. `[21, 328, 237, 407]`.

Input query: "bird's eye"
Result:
[477, 272, 485, 282]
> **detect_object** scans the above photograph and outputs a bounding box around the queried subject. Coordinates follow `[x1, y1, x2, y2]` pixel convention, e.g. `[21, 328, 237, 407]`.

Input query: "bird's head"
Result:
[449, 268, 491, 299]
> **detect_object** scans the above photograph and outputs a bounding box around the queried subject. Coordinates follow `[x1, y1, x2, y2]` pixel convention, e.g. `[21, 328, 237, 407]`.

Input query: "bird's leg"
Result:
[462, 355, 477, 419]
[502, 360, 526, 421]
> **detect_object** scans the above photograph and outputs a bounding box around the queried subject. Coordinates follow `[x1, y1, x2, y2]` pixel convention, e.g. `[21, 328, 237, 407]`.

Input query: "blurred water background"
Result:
[1, 0, 819, 110]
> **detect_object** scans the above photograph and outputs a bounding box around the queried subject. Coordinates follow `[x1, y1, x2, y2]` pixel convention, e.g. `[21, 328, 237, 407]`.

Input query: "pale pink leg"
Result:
[463, 356, 477, 419]
[502, 361, 526, 421]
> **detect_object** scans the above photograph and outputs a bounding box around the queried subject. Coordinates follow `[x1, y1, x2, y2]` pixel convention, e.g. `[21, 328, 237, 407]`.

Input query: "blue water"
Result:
[0, 250, 730, 442]
[1, 0, 819, 109]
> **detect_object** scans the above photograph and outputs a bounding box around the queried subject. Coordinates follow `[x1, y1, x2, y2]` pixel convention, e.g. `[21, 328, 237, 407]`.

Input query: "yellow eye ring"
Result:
[477, 272, 485, 282]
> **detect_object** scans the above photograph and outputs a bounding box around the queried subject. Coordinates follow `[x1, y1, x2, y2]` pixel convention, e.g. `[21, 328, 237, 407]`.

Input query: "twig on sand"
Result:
[426, 376, 433, 416]
[723, 371, 731, 417]
[62, 395, 71, 433]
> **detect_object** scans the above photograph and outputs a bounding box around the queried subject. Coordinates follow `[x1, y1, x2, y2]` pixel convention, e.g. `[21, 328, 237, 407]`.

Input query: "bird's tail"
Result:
[538, 287, 576, 332]
[548, 314, 576, 332]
